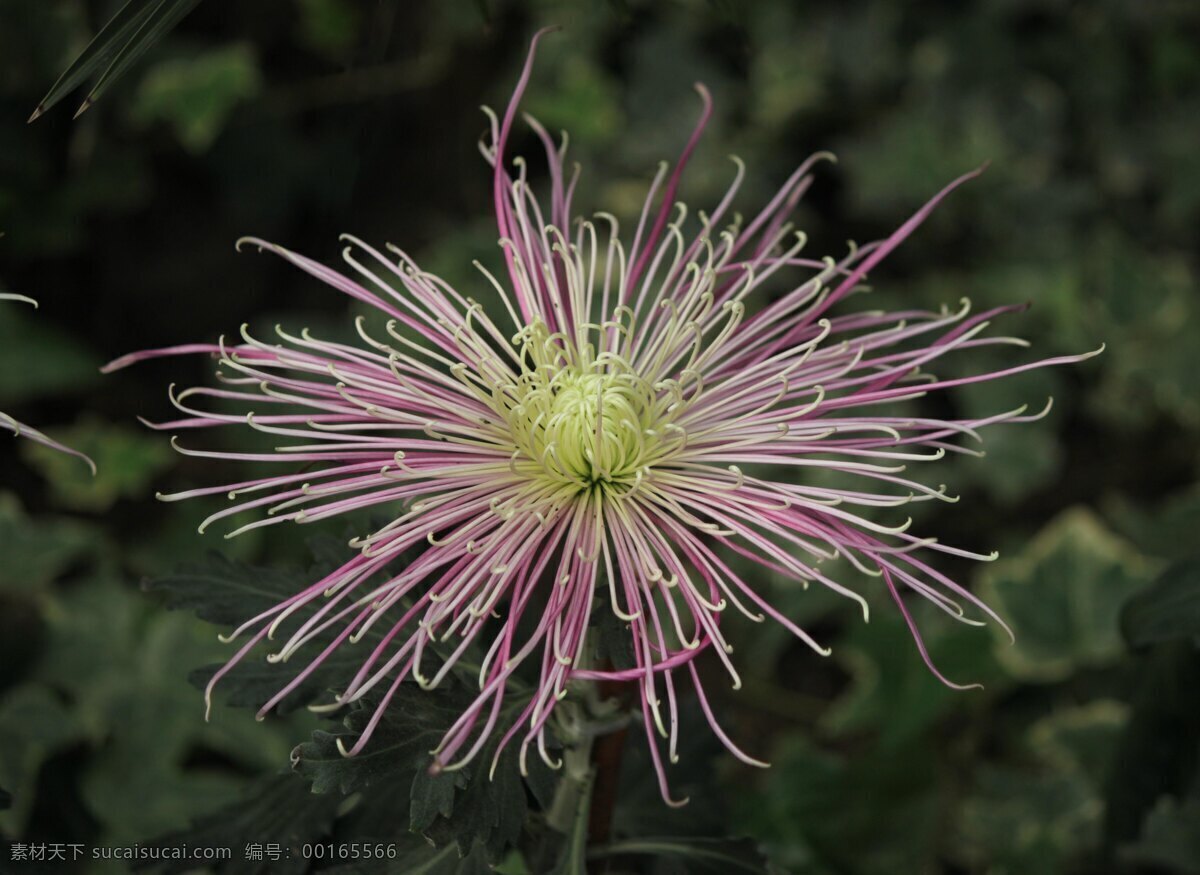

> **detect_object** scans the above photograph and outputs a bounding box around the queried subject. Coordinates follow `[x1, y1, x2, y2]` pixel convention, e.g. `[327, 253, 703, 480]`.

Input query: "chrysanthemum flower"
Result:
[2, 292, 95, 472]
[107, 33, 1099, 803]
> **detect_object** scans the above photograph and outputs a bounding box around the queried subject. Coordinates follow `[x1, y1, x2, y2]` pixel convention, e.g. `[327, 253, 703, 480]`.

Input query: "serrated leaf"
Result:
[422, 743, 530, 859]
[591, 836, 775, 874]
[978, 508, 1154, 681]
[152, 543, 485, 718]
[410, 768, 462, 833]
[147, 551, 314, 629]
[1121, 559, 1200, 648]
[31, 0, 203, 120]
[294, 687, 549, 863]
[32, 576, 297, 842]
[292, 687, 471, 795]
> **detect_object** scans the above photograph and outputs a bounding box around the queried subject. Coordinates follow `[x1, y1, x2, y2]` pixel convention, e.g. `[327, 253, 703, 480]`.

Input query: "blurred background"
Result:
[1, 1, 1198, 873]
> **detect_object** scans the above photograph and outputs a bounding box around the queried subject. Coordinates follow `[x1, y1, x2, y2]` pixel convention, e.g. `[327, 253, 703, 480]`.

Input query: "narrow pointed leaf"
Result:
[32, 0, 163, 119]
[31, 0, 202, 121]
[79, 0, 204, 115]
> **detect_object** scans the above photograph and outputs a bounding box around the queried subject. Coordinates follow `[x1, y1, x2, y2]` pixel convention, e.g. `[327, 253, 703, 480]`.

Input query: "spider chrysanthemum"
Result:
[107, 33, 1099, 803]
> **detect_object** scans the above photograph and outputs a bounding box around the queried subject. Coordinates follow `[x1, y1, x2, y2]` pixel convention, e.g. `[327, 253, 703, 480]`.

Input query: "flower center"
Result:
[498, 322, 663, 494]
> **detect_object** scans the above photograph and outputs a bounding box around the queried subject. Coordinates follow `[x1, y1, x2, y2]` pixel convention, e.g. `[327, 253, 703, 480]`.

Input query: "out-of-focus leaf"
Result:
[954, 766, 1100, 875]
[1121, 559, 1200, 648]
[1027, 701, 1128, 782]
[1103, 642, 1200, 851]
[33, 578, 299, 842]
[31, 0, 203, 121]
[137, 774, 341, 875]
[20, 418, 173, 512]
[0, 492, 101, 593]
[527, 54, 623, 145]
[130, 43, 262, 152]
[1108, 486, 1200, 563]
[1119, 797, 1200, 874]
[979, 508, 1153, 681]
[591, 836, 775, 874]
[952, 705, 1125, 874]
[0, 684, 83, 833]
[0, 305, 99, 404]
[736, 737, 938, 874]
[823, 604, 1006, 746]
[295, 0, 361, 60]
[0, 785, 10, 811]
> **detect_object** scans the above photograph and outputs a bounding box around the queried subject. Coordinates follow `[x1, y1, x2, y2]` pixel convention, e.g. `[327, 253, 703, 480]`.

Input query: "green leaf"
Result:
[20, 418, 174, 512]
[979, 508, 1154, 681]
[294, 687, 547, 862]
[1121, 559, 1200, 648]
[153, 544, 413, 715]
[152, 542, 489, 719]
[130, 44, 262, 152]
[31, 0, 203, 121]
[591, 836, 775, 874]
[147, 551, 318, 629]
[421, 743, 532, 859]
[292, 688, 471, 796]
[410, 767, 463, 832]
